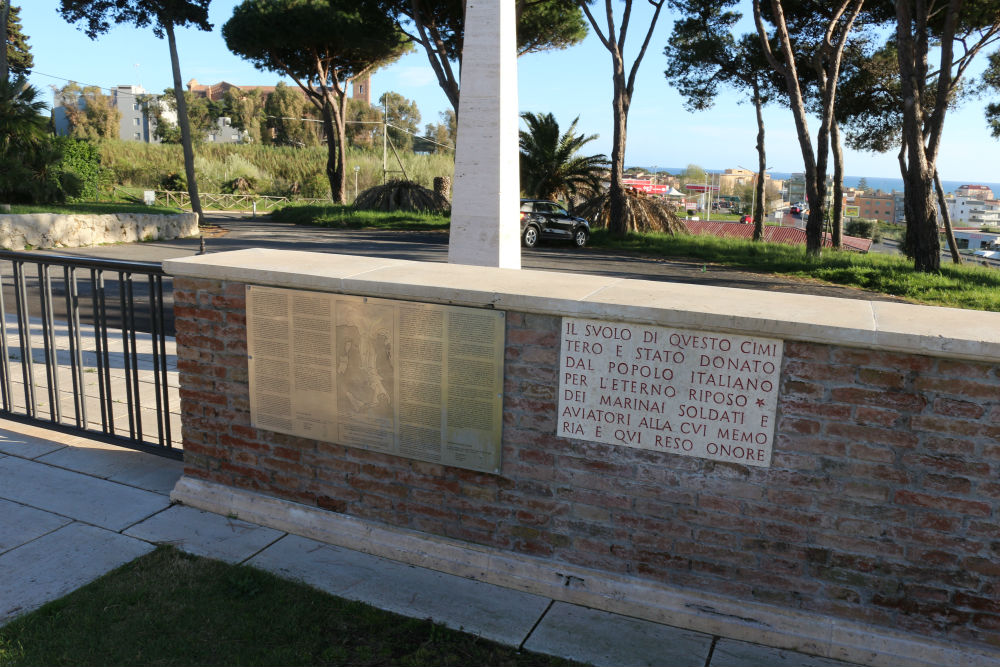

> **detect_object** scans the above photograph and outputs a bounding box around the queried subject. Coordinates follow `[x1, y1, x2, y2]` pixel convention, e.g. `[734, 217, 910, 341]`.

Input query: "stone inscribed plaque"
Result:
[247, 286, 505, 473]
[558, 318, 783, 467]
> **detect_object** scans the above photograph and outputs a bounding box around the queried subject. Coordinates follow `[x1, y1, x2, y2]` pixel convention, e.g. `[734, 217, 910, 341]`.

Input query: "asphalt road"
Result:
[17, 211, 906, 337]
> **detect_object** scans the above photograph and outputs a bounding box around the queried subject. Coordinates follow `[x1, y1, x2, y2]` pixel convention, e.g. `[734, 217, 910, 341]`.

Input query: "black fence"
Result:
[0, 251, 180, 458]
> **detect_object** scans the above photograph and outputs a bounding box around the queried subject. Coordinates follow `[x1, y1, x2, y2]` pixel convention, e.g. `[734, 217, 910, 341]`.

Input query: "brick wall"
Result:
[174, 276, 1000, 651]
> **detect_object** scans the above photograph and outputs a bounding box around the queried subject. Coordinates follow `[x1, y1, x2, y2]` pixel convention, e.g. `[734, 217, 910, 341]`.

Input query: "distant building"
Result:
[946, 195, 1000, 227]
[186, 79, 278, 102]
[717, 168, 782, 197]
[53, 84, 243, 144]
[786, 173, 834, 208]
[53, 84, 161, 142]
[854, 191, 896, 223]
[954, 184, 994, 201]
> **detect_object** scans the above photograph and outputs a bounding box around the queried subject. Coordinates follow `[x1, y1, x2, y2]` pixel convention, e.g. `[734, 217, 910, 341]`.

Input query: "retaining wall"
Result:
[164, 249, 1000, 667]
[0, 212, 199, 250]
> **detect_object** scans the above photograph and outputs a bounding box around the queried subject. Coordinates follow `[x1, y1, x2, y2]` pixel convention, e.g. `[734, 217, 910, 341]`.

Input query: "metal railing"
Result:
[0, 251, 180, 458]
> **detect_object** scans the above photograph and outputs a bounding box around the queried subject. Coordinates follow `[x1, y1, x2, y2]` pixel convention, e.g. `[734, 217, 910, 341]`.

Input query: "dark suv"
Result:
[519, 199, 591, 248]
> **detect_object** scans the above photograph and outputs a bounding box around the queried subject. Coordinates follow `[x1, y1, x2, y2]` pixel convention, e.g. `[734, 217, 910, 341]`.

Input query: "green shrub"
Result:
[52, 137, 104, 200]
[845, 218, 879, 240]
[160, 171, 186, 191]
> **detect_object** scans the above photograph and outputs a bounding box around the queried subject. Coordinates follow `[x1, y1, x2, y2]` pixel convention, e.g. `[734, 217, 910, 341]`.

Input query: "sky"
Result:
[18, 1, 1000, 183]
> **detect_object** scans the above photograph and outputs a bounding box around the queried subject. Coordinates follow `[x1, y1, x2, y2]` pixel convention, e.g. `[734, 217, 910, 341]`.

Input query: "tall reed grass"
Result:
[97, 139, 454, 201]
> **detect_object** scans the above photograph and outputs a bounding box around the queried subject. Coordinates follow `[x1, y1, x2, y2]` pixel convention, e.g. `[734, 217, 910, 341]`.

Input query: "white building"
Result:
[946, 196, 1000, 227]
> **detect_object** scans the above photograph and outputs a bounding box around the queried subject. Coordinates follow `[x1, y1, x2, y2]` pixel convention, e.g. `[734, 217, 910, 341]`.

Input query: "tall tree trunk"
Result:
[935, 170, 961, 264]
[830, 116, 844, 249]
[752, 85, 766, 242]
[608, 71, 629, 236]
[320, 100, 346, 204]
[165, 22, 203, 224]
[754, 0, 861, 256]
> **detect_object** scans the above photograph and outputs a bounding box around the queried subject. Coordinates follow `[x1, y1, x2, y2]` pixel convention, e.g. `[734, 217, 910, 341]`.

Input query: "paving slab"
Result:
[0, 499, 71, 554]
[0, 455, 170, 530]
[249, 534, 550, 646]
[523, 601, 715, 667]
[125, 505, 284, 563]
[710, 638, 864, 667]
[38, 440, 184, 495]
[0, 428, 68, 459]
[0, 522, 153, 624]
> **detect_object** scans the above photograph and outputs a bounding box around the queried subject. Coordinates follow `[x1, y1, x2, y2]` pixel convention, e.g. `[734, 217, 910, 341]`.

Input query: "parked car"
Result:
[790, 205, 802, 215]
[740, 214, 753, 224]
[519, 199, 591, 248]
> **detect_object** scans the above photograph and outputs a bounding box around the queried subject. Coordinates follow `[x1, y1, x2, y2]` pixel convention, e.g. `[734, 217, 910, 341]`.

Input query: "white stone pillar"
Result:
[447, 0, 521, 269]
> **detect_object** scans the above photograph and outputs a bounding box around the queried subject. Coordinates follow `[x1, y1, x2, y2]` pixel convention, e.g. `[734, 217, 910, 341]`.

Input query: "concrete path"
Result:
[0, 417, 862, 667]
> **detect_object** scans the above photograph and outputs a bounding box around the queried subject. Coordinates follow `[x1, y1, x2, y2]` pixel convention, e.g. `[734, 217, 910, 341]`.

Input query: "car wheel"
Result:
[573, 227, 589, 247]
[522, 225, 539, 247]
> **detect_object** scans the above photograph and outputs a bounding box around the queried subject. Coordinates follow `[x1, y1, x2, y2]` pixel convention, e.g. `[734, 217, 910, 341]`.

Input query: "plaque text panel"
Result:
[558, 318, 783, 467]
[247, 286, 505, 473]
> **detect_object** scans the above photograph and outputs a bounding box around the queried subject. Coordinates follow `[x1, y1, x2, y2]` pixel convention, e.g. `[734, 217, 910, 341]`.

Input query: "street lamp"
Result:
[353, 165, 361, 201]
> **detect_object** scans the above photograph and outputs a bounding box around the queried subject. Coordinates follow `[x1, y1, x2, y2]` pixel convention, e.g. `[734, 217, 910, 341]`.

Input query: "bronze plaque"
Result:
[246, 286, 505, 473]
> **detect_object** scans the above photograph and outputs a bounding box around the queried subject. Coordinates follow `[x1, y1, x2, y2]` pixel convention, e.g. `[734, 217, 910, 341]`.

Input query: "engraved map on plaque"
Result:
[246, 286, 505, 473]
[557, 317, 783, 467]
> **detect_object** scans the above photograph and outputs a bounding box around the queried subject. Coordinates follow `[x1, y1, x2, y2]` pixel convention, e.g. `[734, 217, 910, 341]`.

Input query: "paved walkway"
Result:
[0, 418, 861, 667]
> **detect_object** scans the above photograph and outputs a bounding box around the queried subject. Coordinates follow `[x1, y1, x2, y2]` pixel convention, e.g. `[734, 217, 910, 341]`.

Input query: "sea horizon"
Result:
[644, 167, 1000, 198]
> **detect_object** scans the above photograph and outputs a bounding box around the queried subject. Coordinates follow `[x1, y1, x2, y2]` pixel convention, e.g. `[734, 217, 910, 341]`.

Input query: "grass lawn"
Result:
[588, 229, 1000, 312]
[9, 202, 181, 216]
[267, 205, 999, 312]
[271, 203, 449, 231]
[0, 547, 580, 667]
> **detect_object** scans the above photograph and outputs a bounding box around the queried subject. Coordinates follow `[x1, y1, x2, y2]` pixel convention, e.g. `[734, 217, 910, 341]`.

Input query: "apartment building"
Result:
[947, 195, 1000, 227]
[854, 192, 896, 223]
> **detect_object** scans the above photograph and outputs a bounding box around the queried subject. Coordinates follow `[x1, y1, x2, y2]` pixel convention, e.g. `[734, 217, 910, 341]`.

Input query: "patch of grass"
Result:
[0, 546, 579, 667]
[271, 203, 450, 231]
[9, 202, 180, 216]
[588, 228, 1000, 311]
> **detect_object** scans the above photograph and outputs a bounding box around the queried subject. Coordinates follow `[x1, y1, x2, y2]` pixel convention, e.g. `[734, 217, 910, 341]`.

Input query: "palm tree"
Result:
[0, 75, 62, 203]
[519, 112, 608, 203]
[0, 75, 48, 154]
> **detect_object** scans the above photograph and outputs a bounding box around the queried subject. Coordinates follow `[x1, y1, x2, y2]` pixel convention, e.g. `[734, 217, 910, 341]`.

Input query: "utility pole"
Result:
[382, 100, 388, 185]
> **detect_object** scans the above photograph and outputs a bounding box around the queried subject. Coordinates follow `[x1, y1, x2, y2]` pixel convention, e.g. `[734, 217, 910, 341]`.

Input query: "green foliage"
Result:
[58, 0, 212, 39]
[384, 0, 588, 110]
[51, 137, 103, 200]
[56, 83, 121, 140]
[223, 86, 266, 144]
[95, 138, 454, 200]
[519, 111, 608, 201]
[149, 88, 221, 144]
[380, 91, 421, 152]
[7, 6, 33, 77]
[224, 0, 410, 201]
[676, 163, 708, 185]
[845, 217, 879, 240]
[0, 76, 81, 204]
[263, 82, 319, 147]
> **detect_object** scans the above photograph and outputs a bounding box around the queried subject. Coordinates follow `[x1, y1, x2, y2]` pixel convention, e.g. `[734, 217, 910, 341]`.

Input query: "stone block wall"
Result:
[0, 212, 198, 250]
[174, 275, 1000, 652]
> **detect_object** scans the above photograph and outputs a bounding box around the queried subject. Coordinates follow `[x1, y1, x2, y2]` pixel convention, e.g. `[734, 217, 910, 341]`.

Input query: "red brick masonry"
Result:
[174, 276, 1000, 650]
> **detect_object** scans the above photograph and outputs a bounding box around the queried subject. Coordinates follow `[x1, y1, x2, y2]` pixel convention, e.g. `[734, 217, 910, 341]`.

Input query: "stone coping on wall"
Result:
[163, 248, 1000, 363]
